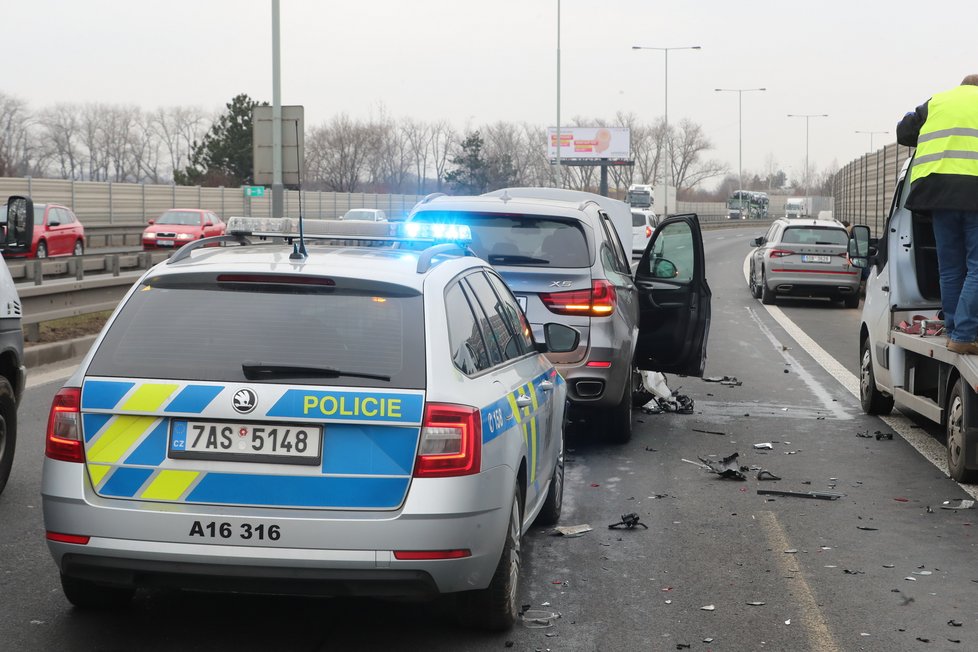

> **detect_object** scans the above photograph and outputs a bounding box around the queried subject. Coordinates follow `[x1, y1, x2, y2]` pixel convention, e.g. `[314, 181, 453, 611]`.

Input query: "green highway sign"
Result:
[243, 185, 266, 197]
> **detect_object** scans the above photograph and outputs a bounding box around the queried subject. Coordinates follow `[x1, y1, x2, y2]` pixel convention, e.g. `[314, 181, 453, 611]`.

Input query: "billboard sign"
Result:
[547, 127, 631, 161]
[253, 105, 305, 186]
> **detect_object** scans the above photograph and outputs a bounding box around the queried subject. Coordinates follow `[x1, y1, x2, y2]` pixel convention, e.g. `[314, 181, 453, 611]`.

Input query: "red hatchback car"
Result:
[142, 209, 226, 251]
[0, 202, 85, 259]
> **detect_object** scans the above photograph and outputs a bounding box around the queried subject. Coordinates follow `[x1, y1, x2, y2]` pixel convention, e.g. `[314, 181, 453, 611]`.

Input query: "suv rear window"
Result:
[413, 212, 591, 268]
[632, 212, 647, 227]
[781, 227, 848, 246]
[88, 277, 425, 389]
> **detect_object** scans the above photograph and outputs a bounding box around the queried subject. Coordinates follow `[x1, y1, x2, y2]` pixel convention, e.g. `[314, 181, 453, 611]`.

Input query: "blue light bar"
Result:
[402, 222, 472, 243]
[224, 216, 471, 244]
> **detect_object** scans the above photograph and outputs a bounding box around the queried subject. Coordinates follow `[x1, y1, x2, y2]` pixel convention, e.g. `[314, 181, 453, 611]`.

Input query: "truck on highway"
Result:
[785, 197, 812, 219]
[854, 158, 978, 482]
[0, 197, 29, 495]
[626, 184, 654, 209]
[727, 190, 769, 219]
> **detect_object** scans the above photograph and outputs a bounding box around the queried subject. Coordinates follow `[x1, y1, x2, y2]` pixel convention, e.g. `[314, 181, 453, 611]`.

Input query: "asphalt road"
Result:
[1, 226, 975, 651]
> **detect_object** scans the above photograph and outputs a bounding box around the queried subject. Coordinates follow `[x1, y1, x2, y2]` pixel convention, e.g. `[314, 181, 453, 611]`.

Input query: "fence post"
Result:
[220, 186, 225, 216]
[197, 185, 202, 208]
[172, 184, 176, 208]
[333, 192, 337, 218]
[318, 190, 322, 218]
[26, 175, 32, 198]
[141, 183, 146, 221]
[71, 180, 76, 210]
[109, 181, 114, 224]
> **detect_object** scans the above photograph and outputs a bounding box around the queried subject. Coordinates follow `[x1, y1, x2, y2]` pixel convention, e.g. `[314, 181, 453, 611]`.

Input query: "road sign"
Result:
[252, 105, 304, 186]
[243, 186, 266, 197]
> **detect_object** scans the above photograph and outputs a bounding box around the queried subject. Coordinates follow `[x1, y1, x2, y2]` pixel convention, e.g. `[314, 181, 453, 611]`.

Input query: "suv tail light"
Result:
[414, 403, 481, 478]
[46, 387, 84, 463]
[645, 225, 652, 239]
[769, 249, 794, 258]
[540, 280, 617, 317]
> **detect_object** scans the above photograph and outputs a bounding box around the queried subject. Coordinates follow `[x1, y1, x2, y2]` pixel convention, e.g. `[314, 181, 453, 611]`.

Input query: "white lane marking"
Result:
[746, 307, 849, 420]
[741, 253, 976, 499]
[27, 363, 77, 390]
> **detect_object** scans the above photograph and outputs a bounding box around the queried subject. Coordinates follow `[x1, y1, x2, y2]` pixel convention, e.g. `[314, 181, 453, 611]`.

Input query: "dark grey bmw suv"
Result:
[408, 191, 711, 443]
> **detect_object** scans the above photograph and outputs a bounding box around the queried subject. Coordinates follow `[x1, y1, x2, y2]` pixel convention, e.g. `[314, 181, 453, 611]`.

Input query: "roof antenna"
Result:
[289, 118, 307, 260]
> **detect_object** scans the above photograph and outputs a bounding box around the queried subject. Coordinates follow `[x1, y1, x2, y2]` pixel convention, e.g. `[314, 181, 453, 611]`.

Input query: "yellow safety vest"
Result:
[911, 85, 978, 185]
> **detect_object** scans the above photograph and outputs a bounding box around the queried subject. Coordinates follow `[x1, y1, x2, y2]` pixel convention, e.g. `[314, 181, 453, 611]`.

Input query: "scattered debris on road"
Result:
[757, 470, 781, 481]
[941, 499, 976, 510]
[698, 452, 747, 480]
[639, 371, 694, 414]
[857, 429, 895, 440]
[700, 604, 715, 611]
[746, 601, 765, 606]
[692, 428, 726, 436]
[608, 513, 648, 530]
[553, 524, 592, 538]
[756, 489, 844, 500]
[703, 375, 742, 386]
[521, 609, 561, 628]
[753, 442, 774, 450]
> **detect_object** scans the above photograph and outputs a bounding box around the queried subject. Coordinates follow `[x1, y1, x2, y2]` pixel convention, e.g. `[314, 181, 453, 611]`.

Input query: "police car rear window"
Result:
[413, 212, 590, 268]
[87, 281, 425, 389]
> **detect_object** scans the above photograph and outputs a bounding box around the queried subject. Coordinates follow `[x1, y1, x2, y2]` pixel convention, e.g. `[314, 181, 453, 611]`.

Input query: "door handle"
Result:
[539, 380, 554, 392]
[515, 394, 533, 407]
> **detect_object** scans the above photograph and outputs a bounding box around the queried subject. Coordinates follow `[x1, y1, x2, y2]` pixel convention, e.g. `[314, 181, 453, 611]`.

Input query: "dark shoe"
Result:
[948, 340, 978, 355]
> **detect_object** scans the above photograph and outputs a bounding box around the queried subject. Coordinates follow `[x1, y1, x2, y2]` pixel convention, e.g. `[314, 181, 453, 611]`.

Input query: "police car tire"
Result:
[535, 430, 564, 526]
[459, 488, 522, 630]
[60, 574, 135, 609]
[0, 378, 15, 496]
[603, 386, 633, 444]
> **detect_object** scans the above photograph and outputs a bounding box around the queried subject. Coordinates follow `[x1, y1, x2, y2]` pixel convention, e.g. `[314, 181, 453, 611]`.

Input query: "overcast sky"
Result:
[4, 0, 976, 187]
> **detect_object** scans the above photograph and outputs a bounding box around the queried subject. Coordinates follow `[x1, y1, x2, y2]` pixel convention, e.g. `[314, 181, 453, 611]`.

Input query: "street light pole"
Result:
[787, 113, 828, 196]
[555, 0, 561, 188]
[715, 87, 766, 203]
[855, 129, 889, 152]
[632, 45, 701, 215]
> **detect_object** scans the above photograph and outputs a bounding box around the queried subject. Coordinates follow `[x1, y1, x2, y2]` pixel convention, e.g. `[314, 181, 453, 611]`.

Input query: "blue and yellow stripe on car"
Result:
[79, 378, 424, 510]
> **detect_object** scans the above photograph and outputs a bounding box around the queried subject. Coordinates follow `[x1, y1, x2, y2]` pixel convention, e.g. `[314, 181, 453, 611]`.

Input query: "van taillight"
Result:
[414, 403, 481, 478]
[540, 280, 617, 317]
[46, 387, 84, 463]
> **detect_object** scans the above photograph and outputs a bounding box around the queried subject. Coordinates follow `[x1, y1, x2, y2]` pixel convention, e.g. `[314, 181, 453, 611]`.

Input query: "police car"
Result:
[41, 217, 578, 630]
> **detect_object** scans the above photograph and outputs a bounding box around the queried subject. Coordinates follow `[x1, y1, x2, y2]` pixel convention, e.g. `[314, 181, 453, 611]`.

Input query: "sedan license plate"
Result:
[169, 420, 322, 465]
[802, 255, 832, 264]
[157, 239, 175, 247]
[517, 295, 527, 312]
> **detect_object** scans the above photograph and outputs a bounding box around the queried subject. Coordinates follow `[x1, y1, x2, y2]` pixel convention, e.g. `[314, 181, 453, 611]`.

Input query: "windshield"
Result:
[345, 210, 377, 220]
[157, 211, 203, 226]
[87, 279, 426, 388]
[412, 212, 591, 268]
[781, 227, 848, 246]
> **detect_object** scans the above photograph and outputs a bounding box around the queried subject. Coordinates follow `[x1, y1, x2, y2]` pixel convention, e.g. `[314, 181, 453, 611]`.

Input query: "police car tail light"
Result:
[540, 280, 616, 317]
[46, 387, 84, 463]
[769, 249, 794, 258]
[414, 403, 481, 478]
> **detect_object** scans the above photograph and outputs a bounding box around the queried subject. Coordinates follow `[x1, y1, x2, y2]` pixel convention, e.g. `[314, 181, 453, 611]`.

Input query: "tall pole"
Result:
[788, 113, 828, 196]
[271, 0, 283, 218]
[856, 129, 889, 152]
[555, 0, 561, 188]
[715, 88, 766, 203]
[632, 45, 701, 215]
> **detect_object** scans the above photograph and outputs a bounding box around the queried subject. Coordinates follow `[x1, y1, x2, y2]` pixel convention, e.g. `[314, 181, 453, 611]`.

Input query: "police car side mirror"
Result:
[539, 323, 580, 354]
[751, 237, 763, 247]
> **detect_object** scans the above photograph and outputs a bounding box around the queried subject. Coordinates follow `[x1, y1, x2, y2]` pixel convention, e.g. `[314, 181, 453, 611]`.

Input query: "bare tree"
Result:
[403, 118, 432, 194]
[671, 118, 728, 193]
[152, 106, 209, 181]
[369, 114, 412, 193]
[38, 104, 82, 179]
[0, 92, 34, 177]
[429, 120, 457, 192]
[305, 114, 378, 192]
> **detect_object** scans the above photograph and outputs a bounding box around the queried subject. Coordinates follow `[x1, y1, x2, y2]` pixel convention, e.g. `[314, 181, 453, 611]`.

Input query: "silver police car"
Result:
[41, 218, 577, 630]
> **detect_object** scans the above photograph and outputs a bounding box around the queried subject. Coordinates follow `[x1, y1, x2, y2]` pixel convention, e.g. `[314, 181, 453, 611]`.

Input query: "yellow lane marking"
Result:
[757, 511, 841, 652]
[87, 415, 157, 463]
[121, 383, 179, 412]
[141, 470, 200, 501]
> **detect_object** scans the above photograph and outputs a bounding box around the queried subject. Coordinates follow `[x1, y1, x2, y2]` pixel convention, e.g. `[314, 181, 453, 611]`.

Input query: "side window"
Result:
[486, 272, 535, 354]
[466, 272, 521, 363]
[763, 223, 778, 242]
[599, 212, 630, 273]
[445, 283, 491, 375]
[646, 221, 694, 282]
[57, 208, 74, 224]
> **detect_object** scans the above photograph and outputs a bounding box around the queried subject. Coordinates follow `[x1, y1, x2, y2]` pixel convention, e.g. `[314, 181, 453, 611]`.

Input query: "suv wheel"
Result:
[602, 385, 633, 444]
[749, 263, 762, 299]
[0, 378, 15, 495]
[760, 270, 776, 305]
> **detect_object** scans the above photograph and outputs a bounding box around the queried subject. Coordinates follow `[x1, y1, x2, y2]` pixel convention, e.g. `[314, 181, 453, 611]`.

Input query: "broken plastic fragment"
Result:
[553, 524, 592, 537]
[753, 442, 774, 450]
[948, 619, 963, 627]
[784, 549, 798, 554]
[521, 610, 560, 629]
[698, 452, 747, 480]
[941, 499, 976, 510]
[700, 604, 715, 611]
[757, 470, 781, 481]
[746, 601, 765, 606]
[608, 513, 648, 530]
[913, 570, 932, 576]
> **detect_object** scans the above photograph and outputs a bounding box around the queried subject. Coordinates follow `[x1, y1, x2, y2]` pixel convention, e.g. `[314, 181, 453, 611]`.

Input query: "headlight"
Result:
[143, 232, 156, 240]
[176, 233, 194, 240]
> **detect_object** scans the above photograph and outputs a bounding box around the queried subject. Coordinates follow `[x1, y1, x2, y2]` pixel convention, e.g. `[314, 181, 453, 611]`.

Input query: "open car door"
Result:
[2, 196, 34, 255]
[633, 213, 711, 376]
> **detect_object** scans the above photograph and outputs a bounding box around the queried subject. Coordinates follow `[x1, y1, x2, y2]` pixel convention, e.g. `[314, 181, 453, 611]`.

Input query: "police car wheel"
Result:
[459, 488, 522, 630]
[0, 378, 15, 496]
[60, 574, 135, 609]
[535, 427, 564, 526]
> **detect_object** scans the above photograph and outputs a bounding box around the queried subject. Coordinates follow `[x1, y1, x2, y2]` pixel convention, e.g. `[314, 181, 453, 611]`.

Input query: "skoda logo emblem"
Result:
[232, 388, 258, 414]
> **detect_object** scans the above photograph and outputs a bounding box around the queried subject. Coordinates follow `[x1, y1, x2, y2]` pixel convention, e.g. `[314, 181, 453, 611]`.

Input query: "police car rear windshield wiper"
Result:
[487, 254, 550, 265]
[242, 361, 391, 382]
